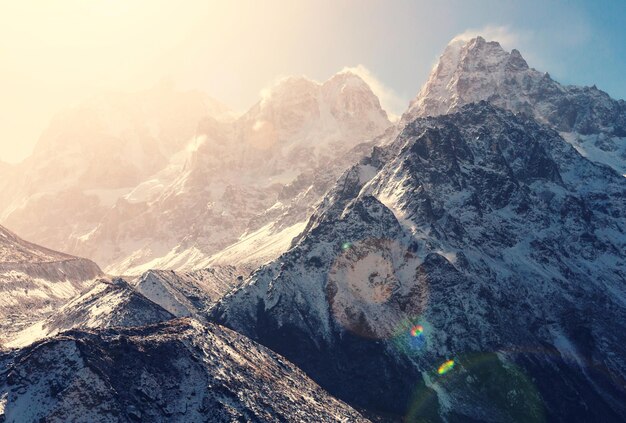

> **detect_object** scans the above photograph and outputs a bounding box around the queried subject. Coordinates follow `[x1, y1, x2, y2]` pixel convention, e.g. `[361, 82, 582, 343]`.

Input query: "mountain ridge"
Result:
[0, 318, 370, 422]
[210, 101, 626, 420]
[0, 224, 103, 344]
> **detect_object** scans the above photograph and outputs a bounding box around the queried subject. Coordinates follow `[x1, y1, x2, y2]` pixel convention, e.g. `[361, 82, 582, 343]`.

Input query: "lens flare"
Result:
[410, 324, 424, 337]
[327, 238, 428, 339]
[437, 359, 455, 375]
[407, 353, 545, 422]
[392, 319, 427, 356]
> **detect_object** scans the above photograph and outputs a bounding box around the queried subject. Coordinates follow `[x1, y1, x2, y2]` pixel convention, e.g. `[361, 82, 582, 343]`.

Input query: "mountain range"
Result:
[209, 36, 626, 421]
[212, 100, 626, 420]
[0, 72, 390, 277]
[1, 35, 625, 422]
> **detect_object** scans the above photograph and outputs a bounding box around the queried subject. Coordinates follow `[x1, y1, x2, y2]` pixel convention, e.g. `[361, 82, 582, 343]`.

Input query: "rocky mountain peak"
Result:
[509, 48, 529, 70]
[324, 70, 373, 93]
[406, 36, 525, 120]
[233, 70, 390, 173]
[404, 35, 626, 175]
[259, 76, 320, 107]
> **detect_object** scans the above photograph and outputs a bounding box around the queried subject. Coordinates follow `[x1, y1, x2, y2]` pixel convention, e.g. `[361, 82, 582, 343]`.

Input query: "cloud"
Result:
[450, 25, 524, 50]
[340, 65, 407, 122]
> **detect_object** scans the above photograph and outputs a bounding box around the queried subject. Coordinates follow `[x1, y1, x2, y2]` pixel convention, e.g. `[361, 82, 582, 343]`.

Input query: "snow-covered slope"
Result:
[133, 266, 243, 320]
[0, 225, 102, 341]
[3, 264, 243, 349]
[0, 319, 369, 422]
[78, 71, 391, 275]
[406, 35, 626, 175]
[5, 278, 174, 349]
[202, 132, 395, 271]
[211, 103, 626, 421]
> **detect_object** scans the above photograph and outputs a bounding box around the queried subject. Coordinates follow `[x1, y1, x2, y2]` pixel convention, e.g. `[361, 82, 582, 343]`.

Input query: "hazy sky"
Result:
[1, 0, 625, 163]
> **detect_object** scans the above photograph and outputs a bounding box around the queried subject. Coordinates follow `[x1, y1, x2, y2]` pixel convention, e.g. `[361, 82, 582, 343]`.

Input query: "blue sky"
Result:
[1, 0, 624, 162]
[297, 0, 626, 112]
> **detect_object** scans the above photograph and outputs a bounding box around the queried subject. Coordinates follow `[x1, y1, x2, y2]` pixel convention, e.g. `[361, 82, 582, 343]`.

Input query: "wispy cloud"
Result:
[451, 25, 525, 50]
[340, 65, 406, 122]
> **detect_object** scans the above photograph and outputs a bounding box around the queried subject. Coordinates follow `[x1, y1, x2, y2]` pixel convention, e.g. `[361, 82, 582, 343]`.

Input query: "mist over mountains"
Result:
[0, 71, 391, 277]
[1, 35, 625, 422]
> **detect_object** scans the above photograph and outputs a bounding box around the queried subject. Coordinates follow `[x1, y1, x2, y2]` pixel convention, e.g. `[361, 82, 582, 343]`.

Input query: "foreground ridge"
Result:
[0, 319, 370, 422]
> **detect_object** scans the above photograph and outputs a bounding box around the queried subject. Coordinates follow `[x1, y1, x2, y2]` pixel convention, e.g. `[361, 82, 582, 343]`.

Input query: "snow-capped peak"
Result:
[405, 35, 626, 175]
[258, 75, 319, 107]
[255, 71, 389, 126]
[406, 36, 526, 119]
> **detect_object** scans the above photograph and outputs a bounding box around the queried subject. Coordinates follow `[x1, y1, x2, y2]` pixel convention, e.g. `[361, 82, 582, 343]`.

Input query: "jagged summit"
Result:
[405, 35, 626, 175]
[259, 75, 319, 105]
[250, 70, 389, 141]
[328, 69, 380, 93]
[407, 36, 537, 120]
[254, 70, 386, 128]
[261, 70, 379, 101]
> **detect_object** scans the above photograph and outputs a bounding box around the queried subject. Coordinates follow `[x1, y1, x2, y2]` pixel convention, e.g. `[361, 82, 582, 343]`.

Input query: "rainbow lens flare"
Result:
[410, 324, 424, 337]
[437, 359, 455, 375]
[341, 241, 352, 251]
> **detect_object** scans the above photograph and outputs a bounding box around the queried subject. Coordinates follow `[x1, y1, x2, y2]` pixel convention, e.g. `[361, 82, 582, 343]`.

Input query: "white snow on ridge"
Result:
[205, 221, 307, 270]
[0, 224, 102, 343]
[561, 132, 626, 176]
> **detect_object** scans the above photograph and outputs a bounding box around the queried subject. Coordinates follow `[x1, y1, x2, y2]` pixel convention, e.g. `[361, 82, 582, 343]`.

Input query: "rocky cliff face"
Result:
[0, 319, 369, 422]
[211, 103, 626, 421]
[4, 264, 245, 349]
[133, 266, 244, 320]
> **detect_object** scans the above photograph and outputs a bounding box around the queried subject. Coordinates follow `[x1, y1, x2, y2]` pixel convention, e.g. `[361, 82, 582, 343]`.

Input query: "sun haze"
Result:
[1, 0, 625, 163]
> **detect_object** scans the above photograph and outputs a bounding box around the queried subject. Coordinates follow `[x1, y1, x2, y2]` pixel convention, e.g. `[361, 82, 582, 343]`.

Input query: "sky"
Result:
[1, 0, 625, 163]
